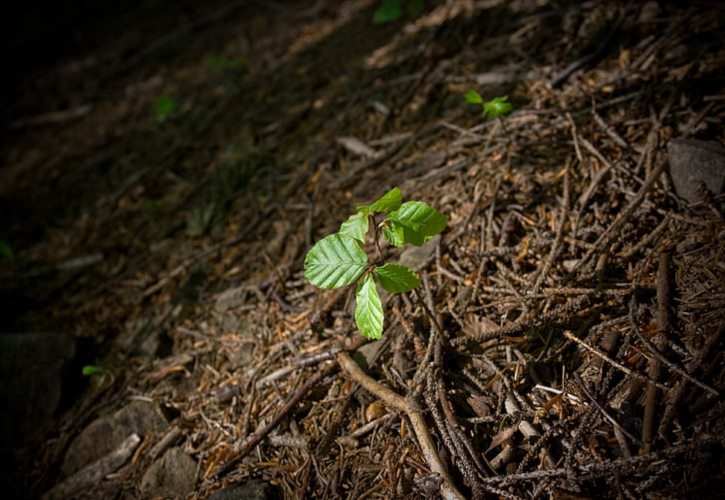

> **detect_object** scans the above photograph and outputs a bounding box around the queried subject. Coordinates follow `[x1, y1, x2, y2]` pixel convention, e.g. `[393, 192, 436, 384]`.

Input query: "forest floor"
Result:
[1, 1, 724, 498]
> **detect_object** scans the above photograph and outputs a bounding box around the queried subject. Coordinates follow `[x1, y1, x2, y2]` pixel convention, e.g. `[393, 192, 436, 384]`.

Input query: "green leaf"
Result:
[382, 220, 406, 247]
[483, 96, 513, 118]
[375, 263, 420, 293]
[339, 212, 369, 243]
[407, 0, 425, 18]
[304, 233, 368, 289]
[357, 187, 402, 214]
[355, 274, 384, 339]
[82, 365, 103, 376]
[385, 201, 447, 245]
[464, 90, 483, 104]
[373, 0, 402, 24]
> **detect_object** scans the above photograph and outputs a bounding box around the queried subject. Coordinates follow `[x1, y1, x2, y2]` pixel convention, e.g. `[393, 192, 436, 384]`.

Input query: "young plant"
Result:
[208, 54, 246, 73]
[372, 0, 425, 24]
[0, 238, 13, 259]
[464, 91, 513, 119]
[154, 94, 179, 121]
[304, 188, 446, 339]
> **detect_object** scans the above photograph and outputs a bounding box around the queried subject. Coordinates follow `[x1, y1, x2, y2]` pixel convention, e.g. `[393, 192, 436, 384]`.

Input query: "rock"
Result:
[668, 138, 725, 203]
[226, 341, 256, 369]
[215, 286, 247, 312]
[140, 447, 197, 498]
[62, 401, 168, 477]
[0, 332, 75, 445]
[208, 479, 280, 500]
[398, 235, 439, 271]
[354, 341, 384, 371]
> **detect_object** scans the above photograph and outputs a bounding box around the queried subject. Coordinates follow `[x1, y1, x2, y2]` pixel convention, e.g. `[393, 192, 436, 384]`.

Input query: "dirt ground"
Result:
[1, 1, 724, 498]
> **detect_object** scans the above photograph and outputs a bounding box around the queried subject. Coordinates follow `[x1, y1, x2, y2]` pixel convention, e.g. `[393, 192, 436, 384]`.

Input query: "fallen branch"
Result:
[336, 352, 465, 500]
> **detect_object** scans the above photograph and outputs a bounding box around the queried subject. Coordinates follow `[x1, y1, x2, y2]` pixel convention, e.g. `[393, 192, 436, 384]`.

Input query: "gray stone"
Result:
[398, 235, 439, 271]
[226, 341, 256, 369]
[208, 479, 279, 500]
[668, 138, 725, 203]
[140, 447, 197, 498]
[0, 332, 75, 445]
[62, 401, 168, 477]
[354, 341, 384, 371]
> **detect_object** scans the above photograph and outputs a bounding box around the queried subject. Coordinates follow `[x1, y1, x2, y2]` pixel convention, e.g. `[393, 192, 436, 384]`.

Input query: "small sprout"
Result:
[208, 54, 246, 72]
[373, 0, 425, 24]
[464, 90, 484, 105]
[141, 200, 157, 212]
[82, 364, 114, 388]
[483, 96, 513, 119]
[82, 365, 104, 376]
[0, 239, 14, 259]
[304, 187, 446, 339]
[465, 91, 514, 119]
[154, 94, 178, 121]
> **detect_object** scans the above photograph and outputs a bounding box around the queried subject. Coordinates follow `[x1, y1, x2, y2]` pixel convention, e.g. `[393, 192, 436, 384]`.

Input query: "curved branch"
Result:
[337, 352, 465, 500]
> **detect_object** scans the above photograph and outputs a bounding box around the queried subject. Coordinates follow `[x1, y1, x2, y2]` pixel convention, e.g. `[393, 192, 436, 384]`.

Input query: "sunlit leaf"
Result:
[339, 212, 369, 243]
[355, 274, 384, 339]
[304, 233, 368, 288]
[382, 220, 406, 247]
[385, 201, 447, 245]
[375, 263, 419, 293]
[357, 187, 403, 214]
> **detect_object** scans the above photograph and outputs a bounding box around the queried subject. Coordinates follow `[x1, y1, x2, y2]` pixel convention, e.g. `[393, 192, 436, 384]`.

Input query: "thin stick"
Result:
[632, 326, 719, 397]
[214, 368, 331, 478]
[563, 331, 667, 390]
[533, 167, 569, 292]
[642, 251, 670, 452]
[570, 157, 668, 275]
[573, 373, 641, 445]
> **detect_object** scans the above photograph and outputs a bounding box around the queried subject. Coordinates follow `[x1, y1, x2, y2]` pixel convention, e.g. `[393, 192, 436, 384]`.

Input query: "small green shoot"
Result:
[208, 54, 246, 72]
[82, 364, 114, 388]
[141, 200, 158, 212]
[0, 239, 13, 259]
[154, 94, 178, 121]
[82, 365, 104, 376]
[373, 0, 425, 24]
[465, 91, 514, 119]
[304, 188, 446, 339]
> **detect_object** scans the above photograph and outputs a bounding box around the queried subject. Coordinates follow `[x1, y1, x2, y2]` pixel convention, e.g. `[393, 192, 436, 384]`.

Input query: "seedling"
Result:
[464, 91, 513, 119]
[154, 94, 178, 121]
[208, 54, 246, 73]
[304, 188, 446, 339]
[82, 365, 104, 376]
[82, 364, 114, 388]
[0, 238, 13, 259]
[373, 0, 424, 24]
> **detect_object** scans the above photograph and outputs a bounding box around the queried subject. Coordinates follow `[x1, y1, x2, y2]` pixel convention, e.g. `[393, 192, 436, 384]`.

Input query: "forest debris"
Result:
[337, 136, 377, 159]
